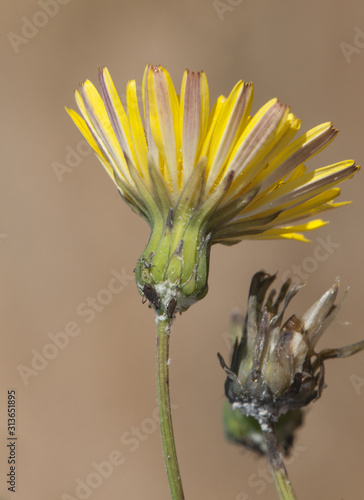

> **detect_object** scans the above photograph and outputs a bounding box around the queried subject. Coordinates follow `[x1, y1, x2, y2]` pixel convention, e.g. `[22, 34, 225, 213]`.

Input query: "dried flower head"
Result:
[219, 272, 364, 426]
[67, 65, 359, 317]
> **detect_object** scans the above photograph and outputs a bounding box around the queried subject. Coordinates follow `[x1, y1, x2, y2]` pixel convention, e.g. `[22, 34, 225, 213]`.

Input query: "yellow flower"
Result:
[67, 65, 359, 315]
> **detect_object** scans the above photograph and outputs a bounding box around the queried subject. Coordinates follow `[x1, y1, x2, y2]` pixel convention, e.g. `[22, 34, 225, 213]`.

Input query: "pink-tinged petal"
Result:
[206, 81, 253, 192]
[180, 70, 200, 178]
[260, 188, 346, 226]
[224, 99, 289, 196]
[147, 65, 181, 197]
[258, 122, 339, 191]
[213, 221, 327, 244]
[232, 124, 337, 215]
[222, 111, 300, 205]
[243, 160, 358, 217]
[196, 71, 209, 159]
[98, 68, 141, 175]
[180, 70, 209, 181]
[142, 65, 160, 171]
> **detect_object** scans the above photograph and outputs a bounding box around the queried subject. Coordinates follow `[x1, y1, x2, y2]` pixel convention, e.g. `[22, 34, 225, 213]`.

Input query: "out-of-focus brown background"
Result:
[1, 1, 364, 499]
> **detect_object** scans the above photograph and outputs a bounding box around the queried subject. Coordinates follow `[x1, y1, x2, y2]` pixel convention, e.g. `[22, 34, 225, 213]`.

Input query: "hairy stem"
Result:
[156, 316, 185, 500]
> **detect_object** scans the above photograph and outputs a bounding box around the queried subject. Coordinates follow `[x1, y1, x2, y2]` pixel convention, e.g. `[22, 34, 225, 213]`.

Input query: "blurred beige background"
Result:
[1, 1, 364, 499]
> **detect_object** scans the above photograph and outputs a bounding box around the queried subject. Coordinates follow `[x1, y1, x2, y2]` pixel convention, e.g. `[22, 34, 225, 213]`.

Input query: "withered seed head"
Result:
[219, 271, 364, 426]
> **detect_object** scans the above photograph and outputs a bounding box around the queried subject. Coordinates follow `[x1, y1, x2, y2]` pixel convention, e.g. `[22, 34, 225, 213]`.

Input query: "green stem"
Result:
[262, 422, 297, 500]
[156, 316, 185, 500]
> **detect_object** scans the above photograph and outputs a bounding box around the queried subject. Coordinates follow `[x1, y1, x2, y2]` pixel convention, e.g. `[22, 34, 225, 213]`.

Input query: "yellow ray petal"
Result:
[67, 65, 360, 251]
[245, 221, 328, 242]
[243, 160, 358, 216]
[142, 65, 160, 169]
[286, 163, 306, 182]
[66, 108, 106, 162]
[75, 82, 133, 185]
[147, 65, 181, 196]
[267, 220, 329, 234]
[268, 188, 342, 225]
[126, 79, 149, 180]
[199, 95, 226, 159]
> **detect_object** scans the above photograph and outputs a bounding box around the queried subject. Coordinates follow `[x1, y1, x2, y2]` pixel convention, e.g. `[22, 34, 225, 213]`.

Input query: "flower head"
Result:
[218, 272, 364, 426]
[67, 65, 359, 315]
